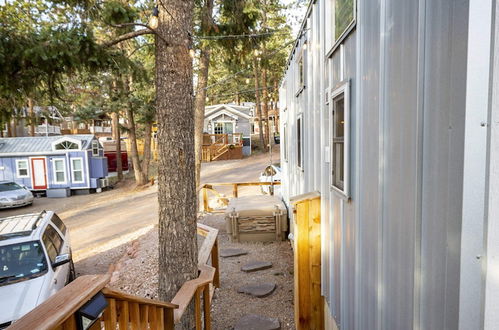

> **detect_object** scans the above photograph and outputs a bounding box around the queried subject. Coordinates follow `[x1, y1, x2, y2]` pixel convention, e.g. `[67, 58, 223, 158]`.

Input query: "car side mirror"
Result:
[52, 254, 71, 268]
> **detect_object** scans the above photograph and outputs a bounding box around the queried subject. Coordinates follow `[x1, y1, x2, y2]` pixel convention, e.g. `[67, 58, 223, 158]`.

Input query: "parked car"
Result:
[0, 211, 74, 328]
[0, 181, 34, 209]
[259, 164, 282, 195]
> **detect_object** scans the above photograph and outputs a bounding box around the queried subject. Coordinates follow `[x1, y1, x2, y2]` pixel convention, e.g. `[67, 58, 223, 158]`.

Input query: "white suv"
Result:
[0, 211, 74, 328]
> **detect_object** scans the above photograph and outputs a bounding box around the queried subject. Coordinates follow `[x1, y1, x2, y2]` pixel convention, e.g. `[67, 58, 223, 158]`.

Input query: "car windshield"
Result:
[0, 182, 22, 192]
[0, 241, 48, 286]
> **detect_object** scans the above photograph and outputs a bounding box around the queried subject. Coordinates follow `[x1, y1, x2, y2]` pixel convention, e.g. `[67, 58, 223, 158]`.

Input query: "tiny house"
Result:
[280, 1, 499, 329]
[204, 104, 252, 157]
[0, 135, 108, 195]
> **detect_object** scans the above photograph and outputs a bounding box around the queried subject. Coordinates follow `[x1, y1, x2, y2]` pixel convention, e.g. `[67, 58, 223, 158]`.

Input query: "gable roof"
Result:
[0, 135, 95, 155]
[205, 104, 252, 120]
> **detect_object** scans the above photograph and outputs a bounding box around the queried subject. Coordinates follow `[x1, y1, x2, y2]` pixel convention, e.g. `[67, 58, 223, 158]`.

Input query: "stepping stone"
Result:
[234, 314, 280, 330]
[241, 261, 272, 272]
[237, 282, 276, 298]
[220, 248, 248, 258]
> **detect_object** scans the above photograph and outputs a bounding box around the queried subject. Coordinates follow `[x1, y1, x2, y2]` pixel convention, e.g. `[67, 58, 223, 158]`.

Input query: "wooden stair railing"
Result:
[9, 224, 220, 330]
[7, 274, 178, 330]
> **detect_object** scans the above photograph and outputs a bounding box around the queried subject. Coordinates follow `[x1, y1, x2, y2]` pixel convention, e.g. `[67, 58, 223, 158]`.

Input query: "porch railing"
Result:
[8, 223, 220, 330]
[200, 181, 281, 213]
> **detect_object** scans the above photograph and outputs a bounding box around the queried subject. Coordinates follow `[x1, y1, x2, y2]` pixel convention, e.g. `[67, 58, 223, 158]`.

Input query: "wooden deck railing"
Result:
[9, 224, 220, 330]
[200, 181, 282, 213]
[202, 133, 243, 162]
[7, 274, 178, 330]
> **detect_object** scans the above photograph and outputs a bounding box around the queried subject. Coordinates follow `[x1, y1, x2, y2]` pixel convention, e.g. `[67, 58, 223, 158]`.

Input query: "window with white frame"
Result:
[334, 0, 356, 41]
[71, 158, 84, 183]
[331, 82, 350, 197]
[16, 160, 29, 178]
[91, 140, 100, 156]
[53, 159, 66, 184]
[297, 115, 303, 169]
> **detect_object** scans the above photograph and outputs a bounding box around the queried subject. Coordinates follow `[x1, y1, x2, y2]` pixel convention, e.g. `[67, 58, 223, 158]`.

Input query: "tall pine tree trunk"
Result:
[157, 2, 197, 327]
[253, 58, 266, 151]
[28, 98, 35, 136]
[194, 0, 214, 189]
[126, 106, 146, 186]
[111, 112, 123, 180]
[142, 121, 153, 181]
[261, 68, 270, 146]
[194, 48, 209, 189]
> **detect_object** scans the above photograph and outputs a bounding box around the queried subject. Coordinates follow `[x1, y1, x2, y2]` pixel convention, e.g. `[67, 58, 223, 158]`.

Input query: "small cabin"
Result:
[0, 135, 108, 195]
[204, 104, 252, 157]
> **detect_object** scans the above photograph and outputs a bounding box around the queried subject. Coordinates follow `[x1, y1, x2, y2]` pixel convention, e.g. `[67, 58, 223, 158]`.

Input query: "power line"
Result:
[195, 31, 290, 40]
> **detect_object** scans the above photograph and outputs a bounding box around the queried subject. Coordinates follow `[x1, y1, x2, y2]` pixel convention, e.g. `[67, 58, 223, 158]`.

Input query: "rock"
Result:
[234, 314, 280, 330]
[241, 261, 272, 272]
[220, 248, 248, 258]
[237, 282, 276, 298]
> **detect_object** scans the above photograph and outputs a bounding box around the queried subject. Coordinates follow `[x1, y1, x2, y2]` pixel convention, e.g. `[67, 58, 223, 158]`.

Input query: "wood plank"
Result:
[140, 304, 149, 330]
[118, 300, 129, 330]
[211, 238, 220, 288]
[130, 303, 140, 330]
[194, 288, 202, 330]
[233, 184, 238, 198]
[296, 200, 312, 329]
[197, 226, 219, 267]
[61, 315, 76, 330]
[309, 197, 323, 330]
[164, 308, 174, 330]
[102, 288, 178, 309]
[203, 188, 209, 212]
[157, 307, 164, 329]
[149, 306, 158, 330]
[290, 191, 321, 204]
[8, 275, 110, 330]
[203, 285, 212, 330]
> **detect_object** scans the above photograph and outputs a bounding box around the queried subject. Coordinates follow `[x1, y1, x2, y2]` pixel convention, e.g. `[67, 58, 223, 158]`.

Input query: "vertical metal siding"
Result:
[420, 1, 468, 329]
[357, 0, 382, 328]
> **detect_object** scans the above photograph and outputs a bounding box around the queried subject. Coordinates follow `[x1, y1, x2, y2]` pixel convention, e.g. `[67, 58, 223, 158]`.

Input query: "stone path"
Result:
[234, 314, 281, 330]
[223, 250, 282, 329]
[241, 261, 273, 272]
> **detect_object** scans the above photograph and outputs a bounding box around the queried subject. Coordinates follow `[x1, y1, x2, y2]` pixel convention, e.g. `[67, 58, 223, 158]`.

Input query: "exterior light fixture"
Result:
[149, 6, 159, 29]
[76, 292, 108, 330]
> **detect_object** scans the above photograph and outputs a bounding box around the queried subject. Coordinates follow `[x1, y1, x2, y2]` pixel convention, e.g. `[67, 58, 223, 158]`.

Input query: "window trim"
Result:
[297, 114, 304, 171]
[70, 157, 85, 184]
[52, 158, 67, 184]
[91, 140, 100, 157]
[330, 81, 350, 198]
[295, 43, 306, 96]
[15, 159, 29, 178]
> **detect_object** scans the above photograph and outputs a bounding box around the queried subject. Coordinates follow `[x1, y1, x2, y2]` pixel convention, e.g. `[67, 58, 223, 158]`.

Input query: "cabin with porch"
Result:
[202, 104, 252, 161]
[0, 135, 108, 195]
[280, 0, 499, 329]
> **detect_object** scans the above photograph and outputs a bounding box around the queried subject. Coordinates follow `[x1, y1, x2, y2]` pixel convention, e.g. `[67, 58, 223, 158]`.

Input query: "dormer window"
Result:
[51, 137, 82, 151]
[54, 141, 79, 150]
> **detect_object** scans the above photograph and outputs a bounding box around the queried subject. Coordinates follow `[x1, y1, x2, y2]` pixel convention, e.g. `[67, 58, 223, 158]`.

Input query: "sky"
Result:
[283, 0, 309, 37]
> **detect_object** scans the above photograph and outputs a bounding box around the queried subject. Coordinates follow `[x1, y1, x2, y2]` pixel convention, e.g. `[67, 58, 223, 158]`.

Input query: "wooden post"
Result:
[164, 308, 174, 330]
[195, 287, 202, 330]
[233, 184, 238, 198]
[203, 187, 208, 212]
[118, 301, 129, 330]
[203, 284, 212, 330]
[212, 238, 220, 288]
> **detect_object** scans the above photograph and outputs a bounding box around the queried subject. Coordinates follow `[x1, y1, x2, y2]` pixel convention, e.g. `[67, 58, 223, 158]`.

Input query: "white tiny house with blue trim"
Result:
[0, 135, 108, 194]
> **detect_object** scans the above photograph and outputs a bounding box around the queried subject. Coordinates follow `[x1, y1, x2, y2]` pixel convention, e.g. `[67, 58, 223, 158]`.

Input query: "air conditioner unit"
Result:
[99, 178, 109, 188]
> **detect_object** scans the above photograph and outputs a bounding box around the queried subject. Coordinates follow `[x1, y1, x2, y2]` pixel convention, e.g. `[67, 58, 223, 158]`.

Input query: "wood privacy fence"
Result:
[9, 223, 220, 330]
[200, 181, 281, 213]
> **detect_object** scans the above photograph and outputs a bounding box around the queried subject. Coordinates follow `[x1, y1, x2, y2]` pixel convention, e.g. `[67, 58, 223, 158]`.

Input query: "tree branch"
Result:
[104, 28, 154, 47]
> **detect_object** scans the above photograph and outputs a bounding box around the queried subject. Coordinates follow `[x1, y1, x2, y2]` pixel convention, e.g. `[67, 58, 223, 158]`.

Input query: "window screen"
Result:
[297, 117, 303, 168]
[332, 95, 345, 190]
